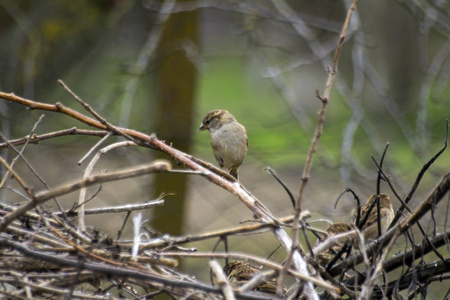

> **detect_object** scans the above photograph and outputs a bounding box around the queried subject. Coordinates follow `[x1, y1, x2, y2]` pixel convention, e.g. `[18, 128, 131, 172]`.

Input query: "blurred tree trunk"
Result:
[151, 1, 198, 235]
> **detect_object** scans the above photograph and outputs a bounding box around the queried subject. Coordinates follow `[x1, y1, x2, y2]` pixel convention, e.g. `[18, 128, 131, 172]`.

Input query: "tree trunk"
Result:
[151, 2, 198, 235]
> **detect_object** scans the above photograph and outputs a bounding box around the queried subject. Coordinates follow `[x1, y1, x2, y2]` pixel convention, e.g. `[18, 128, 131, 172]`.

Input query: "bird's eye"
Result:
[205, 120, 210, 124]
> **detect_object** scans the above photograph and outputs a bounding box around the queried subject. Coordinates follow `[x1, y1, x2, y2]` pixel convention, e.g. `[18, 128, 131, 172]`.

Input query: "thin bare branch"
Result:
[158, 251, 338, 293]
[137, 212, 310, 250]
[77, 141, 138, 232]
[0, 161, 172, 232]
[0, 128, 108, 150]
[272, 1, 360, 298]
[391, 120, 448, 226]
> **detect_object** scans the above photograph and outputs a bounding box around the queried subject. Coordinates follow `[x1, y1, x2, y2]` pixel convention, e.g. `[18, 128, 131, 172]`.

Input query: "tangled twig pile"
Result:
[1, 0, 450, 297]
[0, 86, 449, 299]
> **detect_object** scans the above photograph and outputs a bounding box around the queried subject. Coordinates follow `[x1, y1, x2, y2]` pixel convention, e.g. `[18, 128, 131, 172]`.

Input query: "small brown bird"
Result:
[199, 110, 248, 180]
[314, 222, 352, 266]
[352, 194, 394, 242]
[223, 261, 281, 294]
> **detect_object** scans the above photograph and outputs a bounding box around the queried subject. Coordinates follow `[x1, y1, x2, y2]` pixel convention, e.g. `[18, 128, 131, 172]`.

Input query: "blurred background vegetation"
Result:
[0, 0, 449, 297]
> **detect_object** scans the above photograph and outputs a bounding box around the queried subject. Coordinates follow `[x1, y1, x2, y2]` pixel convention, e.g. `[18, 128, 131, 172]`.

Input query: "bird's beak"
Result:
[199, 123, 206, 131]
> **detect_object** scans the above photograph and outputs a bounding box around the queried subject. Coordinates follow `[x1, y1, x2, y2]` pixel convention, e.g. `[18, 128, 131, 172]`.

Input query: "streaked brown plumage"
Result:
[352, 193, 394, 242]
[199, 110, 248, 180]
[223, 261, 282, 294]
[314, 222, 352, 266]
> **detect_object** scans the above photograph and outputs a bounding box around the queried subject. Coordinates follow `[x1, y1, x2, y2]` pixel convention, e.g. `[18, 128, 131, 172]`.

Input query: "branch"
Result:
[329, 171, 450, 277]
[157, 251, 338, 293]
[136, 212, 310, 250]
[372, 258, 450, 297]
[0, 92, 107, 130]
[210, 260, 236, 300]
[0, 91, 330, 296]
[0, 128, 108, 150]
[77, 140, 138, 232]
[0, 238, 277, 300]
[0, 161, 172, 232]
[296, 0, 360, 209]
[272, 0, 360, 298]
[54, 198, 165, 217]
[383, 229, 450, 274]
[391, 119, 448, 225]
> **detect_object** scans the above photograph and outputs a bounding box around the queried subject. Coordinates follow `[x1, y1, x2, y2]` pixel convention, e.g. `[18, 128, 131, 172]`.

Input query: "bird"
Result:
[352, 193, 394, 242]
[223, 261, 281, 294]
[199, 110, 248, 180]
[314, 222, 352, 266]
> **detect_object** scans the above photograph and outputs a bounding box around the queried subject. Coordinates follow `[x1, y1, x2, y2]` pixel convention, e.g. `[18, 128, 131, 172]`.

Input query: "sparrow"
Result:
[352, 193, 394, 242]
[223, 261, 282, 294]
[199, 110, 248, 180]
[314, 222, 352, 266]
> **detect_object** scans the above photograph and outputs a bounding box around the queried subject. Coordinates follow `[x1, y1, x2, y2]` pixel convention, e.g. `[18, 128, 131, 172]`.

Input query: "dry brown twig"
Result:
[1, 1, 448, 297]
[0, 85, 447, 299]
[157, 251, 338, 293]
[0, 114, 44, 187]
[0, 237, 261, 300]
[0, 156, 32, 199]
[274, 0, 360, 295]
[77, 140, 138, 233]
[0, 90, 327, 297]
[1, 74, 448, 300]
[0, 128, 108, 150]
[55, 197, 165, 217]
[328, 171, 450, 279]
[138, 212, 311, 250]
[0, 0, 360, 295]
[296, 0, 359, 209]
[0, 160, 173, 232]
[359, 171, 450, 297]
